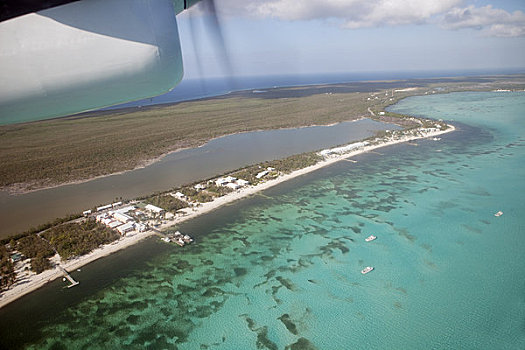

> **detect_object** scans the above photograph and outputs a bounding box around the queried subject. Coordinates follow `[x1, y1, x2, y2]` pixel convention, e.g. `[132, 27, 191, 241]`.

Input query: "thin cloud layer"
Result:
[442, 5, 525, 37]
[213, 0, 525, 37]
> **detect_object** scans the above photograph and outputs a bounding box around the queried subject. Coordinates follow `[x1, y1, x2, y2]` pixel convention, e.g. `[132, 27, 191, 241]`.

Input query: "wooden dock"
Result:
[59, 266, 79, 288]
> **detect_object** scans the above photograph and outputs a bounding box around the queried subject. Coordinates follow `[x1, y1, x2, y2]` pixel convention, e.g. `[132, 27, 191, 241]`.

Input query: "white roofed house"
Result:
[194, 184, 206, 190]
[96, 213, 107, 222]
[256, 170, 269, 179]
[215, 178, 229, 186]
[134, 223, 147, 232]
[107, 220, 122, 229]
[113, 212, 133, 224]
[215, 176, 236, 187]
[237, 179, 250, 187]
[117, 222, 135, 235]
[226, 182, 240, 190]
[97, 204, 112, 212]
[115, 206, 135, 214]
[145, 204, 165, 214]
[173, 192, 185, 200]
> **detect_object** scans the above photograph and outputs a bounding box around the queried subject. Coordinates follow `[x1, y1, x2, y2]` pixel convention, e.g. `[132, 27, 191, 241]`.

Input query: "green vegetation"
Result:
[204, 184, 233, 197]
[29, 255, 51, 274]
[180, 186, 214, 203]
[0, 213, 82, 245]
[230, 152, 322, 184]
[145, 194, 188, 212]
[1, 75, 523, 193]
[0, 92, 368, 193]
[0, 245, 15, 290]
[42, 220, 119, 259]
[15, 235, 55, 260]
[14, 235, 55, 273]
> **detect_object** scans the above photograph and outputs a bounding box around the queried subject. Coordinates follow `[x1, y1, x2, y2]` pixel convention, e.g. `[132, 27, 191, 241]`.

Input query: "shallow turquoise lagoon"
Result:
[0, 92, 524, 349]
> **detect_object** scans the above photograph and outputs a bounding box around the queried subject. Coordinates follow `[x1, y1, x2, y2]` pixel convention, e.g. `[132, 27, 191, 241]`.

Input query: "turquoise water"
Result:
[0, 92, 524, 349]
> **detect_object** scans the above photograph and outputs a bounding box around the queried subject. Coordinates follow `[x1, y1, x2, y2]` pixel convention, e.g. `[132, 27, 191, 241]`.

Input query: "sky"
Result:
[176, 0, 525, 79]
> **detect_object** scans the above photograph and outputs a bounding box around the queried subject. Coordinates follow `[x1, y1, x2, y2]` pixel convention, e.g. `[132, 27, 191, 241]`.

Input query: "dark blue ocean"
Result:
[108, 68, 523, 109]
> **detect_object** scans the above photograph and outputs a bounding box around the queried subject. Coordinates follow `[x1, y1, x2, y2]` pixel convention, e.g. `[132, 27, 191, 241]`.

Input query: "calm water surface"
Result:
[0, 92, 523, 349]
[0, 119, 396, 238]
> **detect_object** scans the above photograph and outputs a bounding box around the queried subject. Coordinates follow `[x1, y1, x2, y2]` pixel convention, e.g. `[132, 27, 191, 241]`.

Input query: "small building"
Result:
[226, 182, 240, 190]
[174, 192, 185, 200]
[215, 178, 229, 186]
[117, 222, 135, 235]
[96, 213, 107, 222]
[145, 204, 165, 214]
[107, 220, 122, 229]
[113, 212, 133, 224]
[215, 176, 236, 186]
[379, 111, 385, 115]
[194, 184, 206, 190]
[134, 223, 147, 232]
[115, 206, 135, 214]
[237, 179, 250, 187]
[97, 204, 112, 212]
[102, 217, 113, 225]
[256, 170, 269, 179]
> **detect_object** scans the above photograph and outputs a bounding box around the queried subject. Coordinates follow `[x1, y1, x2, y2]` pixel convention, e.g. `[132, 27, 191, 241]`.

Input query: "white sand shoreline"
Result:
[0, 124, 454, 309]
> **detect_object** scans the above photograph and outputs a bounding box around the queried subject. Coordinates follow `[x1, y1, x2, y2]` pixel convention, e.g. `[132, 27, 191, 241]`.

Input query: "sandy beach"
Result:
[0, 124, 454, 309]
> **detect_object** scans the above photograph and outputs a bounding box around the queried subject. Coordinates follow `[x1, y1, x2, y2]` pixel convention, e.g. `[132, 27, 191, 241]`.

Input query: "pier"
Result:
[59, 266, 79, 288]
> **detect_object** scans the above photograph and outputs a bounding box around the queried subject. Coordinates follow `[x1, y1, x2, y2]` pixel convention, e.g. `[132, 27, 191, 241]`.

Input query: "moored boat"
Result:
[361, 266, 374, 274]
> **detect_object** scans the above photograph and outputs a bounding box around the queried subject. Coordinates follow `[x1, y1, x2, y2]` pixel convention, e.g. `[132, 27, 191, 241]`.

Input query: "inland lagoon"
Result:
[0, 91, 524, 349]
[0, 118, 397, 239]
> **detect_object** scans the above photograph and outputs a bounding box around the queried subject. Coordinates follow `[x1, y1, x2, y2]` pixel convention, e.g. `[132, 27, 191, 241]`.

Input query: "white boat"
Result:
[361, 266, 374, 274]
[494, 211, 503, 217]
[365, 235, 377, 242]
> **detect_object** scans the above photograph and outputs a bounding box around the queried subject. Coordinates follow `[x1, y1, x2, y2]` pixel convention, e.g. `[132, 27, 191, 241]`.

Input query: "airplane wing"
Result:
[0, 0, 200, 124]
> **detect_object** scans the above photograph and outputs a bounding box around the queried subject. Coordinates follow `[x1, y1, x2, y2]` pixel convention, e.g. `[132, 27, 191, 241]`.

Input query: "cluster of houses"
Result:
[210, 167, 275, 190]
[319, 142, 369, 157]
[84, 166, 281, 236]
[95, 205, 148, 235]
[213, 176, 250, 190]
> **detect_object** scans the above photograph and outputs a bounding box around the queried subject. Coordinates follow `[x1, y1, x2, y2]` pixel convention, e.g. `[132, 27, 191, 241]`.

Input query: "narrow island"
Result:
[1, 74, 524, 308]
[0, 117, 453, 308]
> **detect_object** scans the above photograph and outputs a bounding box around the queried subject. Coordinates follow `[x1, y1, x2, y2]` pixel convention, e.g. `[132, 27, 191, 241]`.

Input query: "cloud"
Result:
[442, 5, 525, 37]
[210, 0, 525, 37]
[215, 0, 461, 27]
